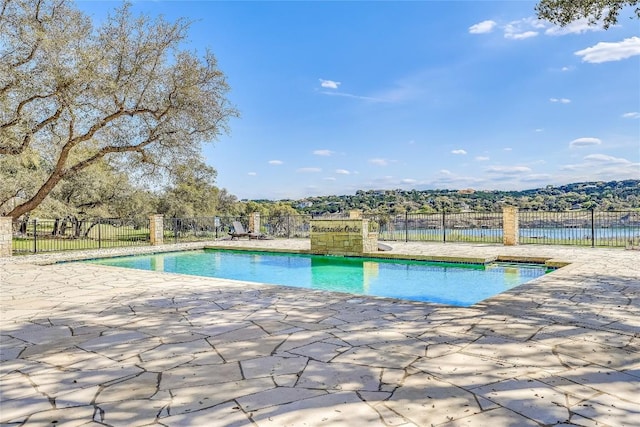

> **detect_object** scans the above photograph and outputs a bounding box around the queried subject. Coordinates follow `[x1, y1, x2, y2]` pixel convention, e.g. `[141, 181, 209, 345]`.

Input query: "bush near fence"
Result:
[10, 210, 640, 254]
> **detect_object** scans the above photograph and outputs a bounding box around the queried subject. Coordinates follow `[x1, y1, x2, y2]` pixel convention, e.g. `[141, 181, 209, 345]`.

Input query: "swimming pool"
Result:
[87, 249, 549, 306]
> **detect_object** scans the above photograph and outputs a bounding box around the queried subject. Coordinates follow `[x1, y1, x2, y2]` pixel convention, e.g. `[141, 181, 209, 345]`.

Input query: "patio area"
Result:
[1, 240, 639, 426]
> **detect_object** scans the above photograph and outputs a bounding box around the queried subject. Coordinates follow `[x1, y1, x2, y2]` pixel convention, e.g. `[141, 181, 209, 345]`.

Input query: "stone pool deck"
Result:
[1, 240, 638, 426]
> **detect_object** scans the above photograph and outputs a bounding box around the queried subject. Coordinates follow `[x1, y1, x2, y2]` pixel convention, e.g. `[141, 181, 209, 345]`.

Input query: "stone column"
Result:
[0, 217, 12, 257]
[349, 210, 363, 219]
[149, 214, 164, 246]
[502, 207, 519, 246]
[249, 212, 260, 234]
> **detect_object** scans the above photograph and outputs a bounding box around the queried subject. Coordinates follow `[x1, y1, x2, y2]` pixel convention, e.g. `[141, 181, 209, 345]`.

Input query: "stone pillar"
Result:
[249, 212, 260, 234]
[502, 207, 519, 246]
[349, 210, 363, 219]
[0, 217, 12, 257]
[149, 214, 164, 246]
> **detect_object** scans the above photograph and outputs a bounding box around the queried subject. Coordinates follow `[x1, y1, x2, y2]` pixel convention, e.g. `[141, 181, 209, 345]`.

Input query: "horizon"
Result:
[78, 1, 640, 200]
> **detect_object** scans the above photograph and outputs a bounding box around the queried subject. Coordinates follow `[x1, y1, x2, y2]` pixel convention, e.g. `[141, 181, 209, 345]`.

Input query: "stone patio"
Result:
[1, 240, 638, 426]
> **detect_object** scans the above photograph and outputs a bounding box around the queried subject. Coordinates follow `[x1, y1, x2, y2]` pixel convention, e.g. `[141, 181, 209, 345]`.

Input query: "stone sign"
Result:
[310, 218, 378, 256]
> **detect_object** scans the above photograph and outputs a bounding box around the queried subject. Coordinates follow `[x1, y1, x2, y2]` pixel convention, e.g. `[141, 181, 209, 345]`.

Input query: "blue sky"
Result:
[79, 1, 640, 200]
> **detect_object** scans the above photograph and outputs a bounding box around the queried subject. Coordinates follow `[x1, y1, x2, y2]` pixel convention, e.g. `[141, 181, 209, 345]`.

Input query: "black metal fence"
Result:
[163, 217, 234, 243]
[365, 212, 504, 244]
[159, 215, 315, 242]
[10, 210, 640, 254]
[367, 211, 639, 247]
[519, 210, 640, 247]
[12, 217, 150, 254]
[261, 214, 312, 238]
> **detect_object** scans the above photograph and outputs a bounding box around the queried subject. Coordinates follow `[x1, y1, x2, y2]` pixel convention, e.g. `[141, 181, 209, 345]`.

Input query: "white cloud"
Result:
[475, 156, 490, 161]
[319, 79, 340, 89]
[520, 174, 552, 182]
[268, 160, 283, 165]
[622, 112, 640, 119]
[313, 149, 334, 156]
[469, 20, 497, 34]
[545, 18, 603, 36]
[401, 178, 417, 184]
[550, 98, 571, 103]
[247, 172, 257, 176]
[323, 177, 336, 181]
[575, 37, 640, 63]
[561, 155, 639, 181]
[320, 91, 385, 102]
[440, 169, 453, 175]
[335, 169, 350, 175]
[451, 149, 467, 155]
[504, 147, 512, 151]
[561, 66, 571, 72]
[535, 128, 544, 132]
[570, 137, 602, 148]
[296, 167, 322, 173]
[583, 154, 631, 164]
[503, 17, 544, 40]
[369, 158, 389, 166]
[486, 166, 532, 174]
[505, 30, 538, 40]
[482, 16, 603, 44]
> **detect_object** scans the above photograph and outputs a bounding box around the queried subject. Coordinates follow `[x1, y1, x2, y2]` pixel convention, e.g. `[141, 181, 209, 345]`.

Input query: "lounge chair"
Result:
[229, 221, 268, 240]
[229, 221, 250, 239]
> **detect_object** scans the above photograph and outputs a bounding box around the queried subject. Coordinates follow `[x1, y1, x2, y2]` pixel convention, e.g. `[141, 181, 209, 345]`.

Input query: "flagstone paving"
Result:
[1, 240, 639, 426]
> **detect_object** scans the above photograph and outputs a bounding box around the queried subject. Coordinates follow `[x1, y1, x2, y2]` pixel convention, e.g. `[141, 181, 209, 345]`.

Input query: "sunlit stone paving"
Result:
[1, 240, 639, 426]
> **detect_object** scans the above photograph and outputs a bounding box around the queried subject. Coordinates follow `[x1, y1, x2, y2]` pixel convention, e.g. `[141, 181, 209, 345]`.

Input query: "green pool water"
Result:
[86, 249, 549, 307]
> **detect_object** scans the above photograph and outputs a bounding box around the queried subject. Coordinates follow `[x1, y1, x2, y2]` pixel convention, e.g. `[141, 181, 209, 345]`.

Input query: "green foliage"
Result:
[157, 160, 220, 218]
[1, 0, 238, 218]
[285, 180, 640, 215]
[535, 0, 640, 29]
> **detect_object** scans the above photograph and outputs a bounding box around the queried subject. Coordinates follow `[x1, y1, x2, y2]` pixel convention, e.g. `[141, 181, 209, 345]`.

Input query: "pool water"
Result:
[87, 249, 549, 307]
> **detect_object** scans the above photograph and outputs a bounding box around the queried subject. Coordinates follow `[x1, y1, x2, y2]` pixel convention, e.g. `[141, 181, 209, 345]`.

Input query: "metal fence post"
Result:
[591, 209, 595, 248]
[98, 218, 102, 249]
[287, 215, 291, 239]
[405, 212, 409, 242]
[442, 211, 446, 243]
[174, 218, 178, 244]
[32, 219, 37, 253]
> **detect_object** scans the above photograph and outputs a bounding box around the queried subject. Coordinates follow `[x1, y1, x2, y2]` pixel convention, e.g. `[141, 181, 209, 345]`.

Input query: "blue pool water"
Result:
[87, 250, 549, 307]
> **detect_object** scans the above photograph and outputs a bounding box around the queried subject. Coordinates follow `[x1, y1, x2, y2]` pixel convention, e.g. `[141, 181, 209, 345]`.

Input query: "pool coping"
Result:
[2, 240, 572, 269]
[204, 243, 570, 269]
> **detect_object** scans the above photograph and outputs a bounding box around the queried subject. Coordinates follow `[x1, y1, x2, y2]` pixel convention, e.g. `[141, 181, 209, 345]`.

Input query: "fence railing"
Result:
[162, 216, 237, 243]
[12, 218, 150, 254]
[366, 211, 639, 247]
[261, 214, 312, 238]
[519, 210, 640, 247]
[10, 210, 640, 254]
[365, 212, 504, 244]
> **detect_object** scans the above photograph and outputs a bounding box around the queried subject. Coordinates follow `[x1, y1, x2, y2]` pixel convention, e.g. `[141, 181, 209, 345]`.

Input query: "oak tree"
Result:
[0, 0, 238, 219]
[535, 0, 640, 29]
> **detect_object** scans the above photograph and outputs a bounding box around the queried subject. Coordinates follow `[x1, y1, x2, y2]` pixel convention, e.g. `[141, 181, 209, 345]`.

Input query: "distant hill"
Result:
[275, 180, 640, 214]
